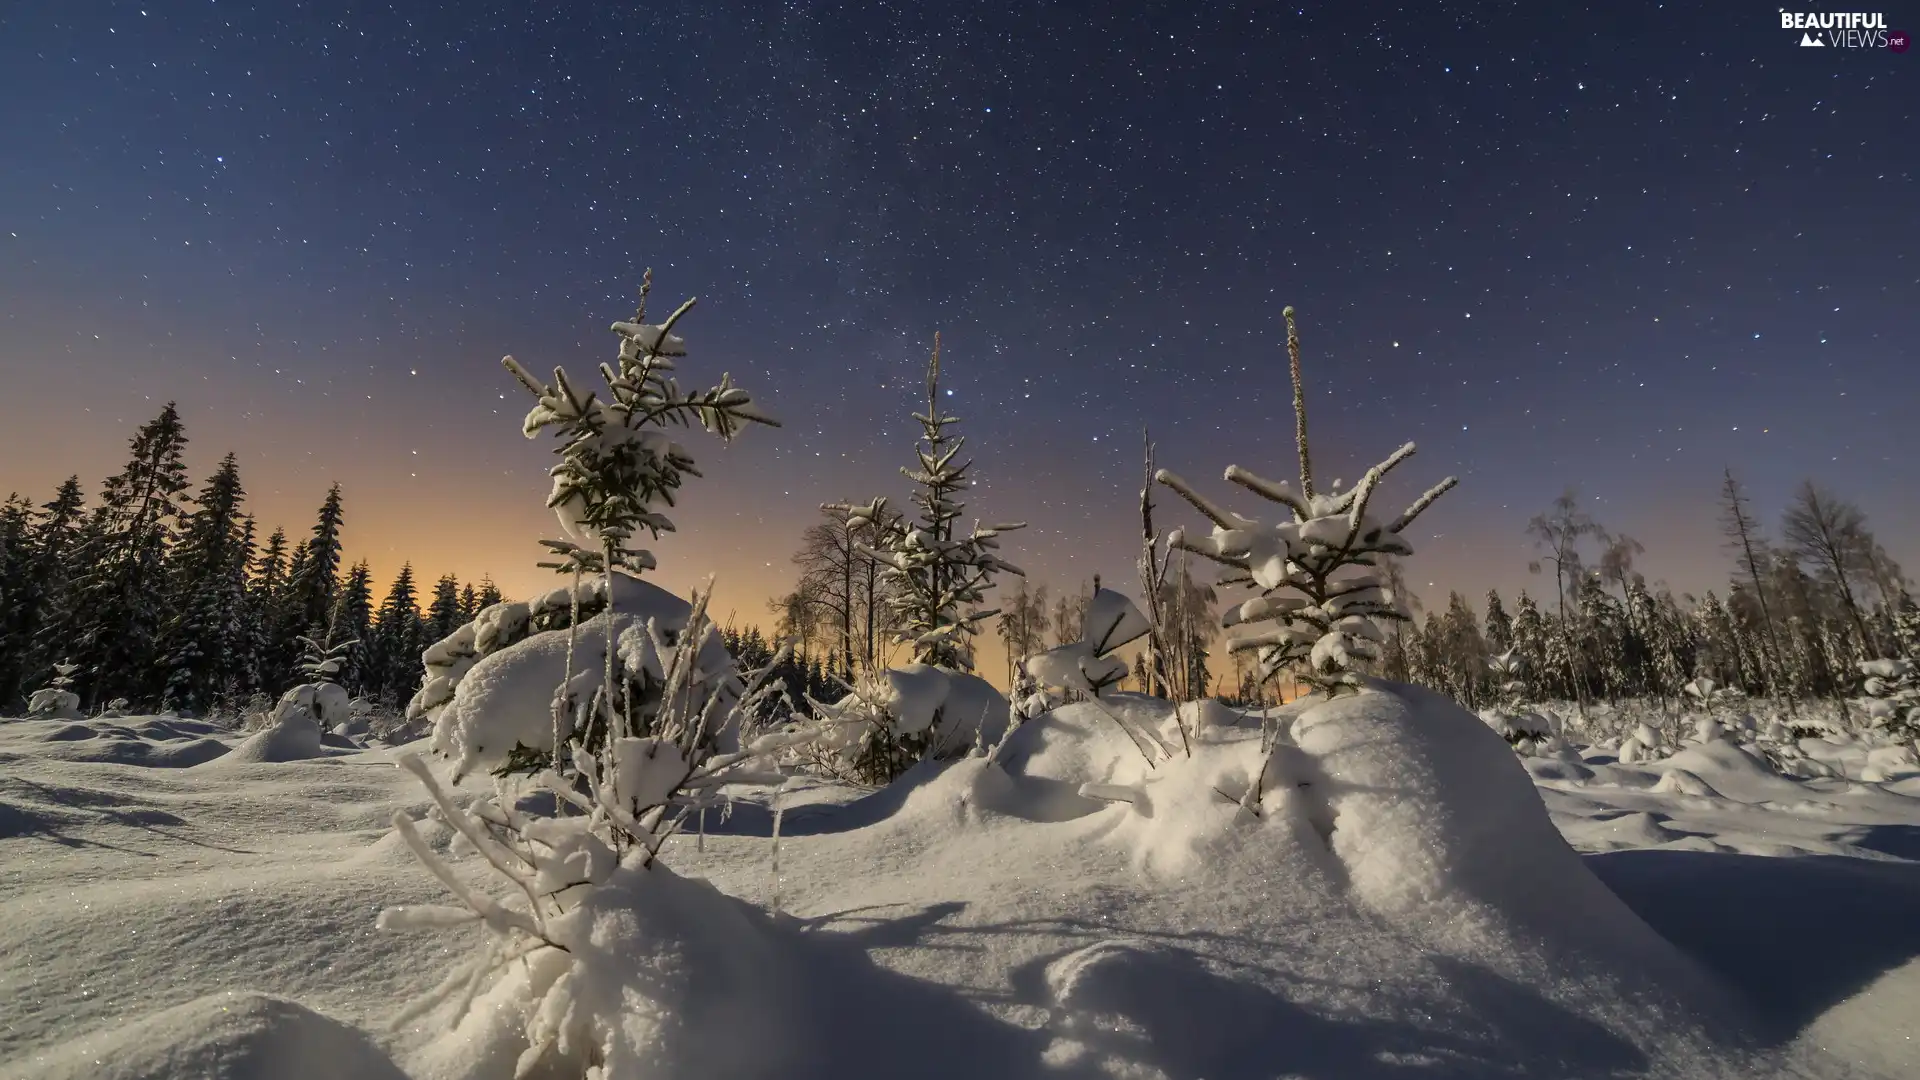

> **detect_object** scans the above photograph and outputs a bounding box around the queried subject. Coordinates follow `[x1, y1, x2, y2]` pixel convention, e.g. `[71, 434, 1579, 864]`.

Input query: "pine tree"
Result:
[251, 527, 288, 609]
[1692, 591, 1741, 688]
[287, 484, 346, 641]
[426, 573, 463, 645]
[1440, 591, 1489, 707]
[248, 526, 293, 691]
[832, 333, 1024, 673]
[1510, 591, 1552, 701]
[368, 563, 423, 705]
[328, 560, 376, 692]
[492, 270, 778, 778]
[158, 453, 250, 712]
[458, 581, 481, 622]
[16, 477, 88, 700]
[1483, 589, 1513, 655]
[1646, 587, 1694, 703]
[228, 516, 264, 699]
[1158, 307, 1455, 694]
[0, 494, 37, 709]
[1577, 575, 1629, 703]
[476, 575, 503, 611]
[1894, 599, 1920, 662]
[69, 404, 192, 708]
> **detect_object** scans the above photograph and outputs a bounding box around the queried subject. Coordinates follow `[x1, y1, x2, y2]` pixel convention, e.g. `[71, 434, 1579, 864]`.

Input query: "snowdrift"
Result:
[429, 606, 741, 779]
[1293, 681, 1734, 987]
[213, 710, 333, 765]
[7, 681, 1920, 1079]
[4, 715, 233, 767]
[31, 992, 409, 1080]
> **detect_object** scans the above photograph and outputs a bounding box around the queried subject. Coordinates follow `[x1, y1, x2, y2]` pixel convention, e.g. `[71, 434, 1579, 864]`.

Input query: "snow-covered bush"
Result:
[1859, 658, 1919, 739]
[271, 636, 354, 731]
[1026, 587, 1152, 700]
[806, 663, 1008, 783]
[1476, 649, 1561, 752]
[26, 661, 84, 720]
[379, 585, 814, 1078]
[1024, 586, 1181, 763]
[1157, 307, 1456, 695]
[423, 576, 746, 780]
[1616, 721, 1670, 764]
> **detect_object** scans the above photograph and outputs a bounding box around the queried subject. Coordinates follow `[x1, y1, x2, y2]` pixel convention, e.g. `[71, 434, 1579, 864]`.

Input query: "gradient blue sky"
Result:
[2, 1, 1915, 670]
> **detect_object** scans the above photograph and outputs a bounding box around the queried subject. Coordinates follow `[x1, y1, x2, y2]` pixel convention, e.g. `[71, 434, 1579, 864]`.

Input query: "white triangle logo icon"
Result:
[1800, 31, 1825, 45]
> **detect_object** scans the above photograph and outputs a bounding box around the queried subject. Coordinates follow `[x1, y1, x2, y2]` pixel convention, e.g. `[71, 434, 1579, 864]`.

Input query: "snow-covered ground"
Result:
[2, 693, 1918, 1080]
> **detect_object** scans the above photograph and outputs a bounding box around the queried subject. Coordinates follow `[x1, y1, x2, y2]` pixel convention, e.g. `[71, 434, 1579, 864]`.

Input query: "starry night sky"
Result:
[2, 1, 1915, 656]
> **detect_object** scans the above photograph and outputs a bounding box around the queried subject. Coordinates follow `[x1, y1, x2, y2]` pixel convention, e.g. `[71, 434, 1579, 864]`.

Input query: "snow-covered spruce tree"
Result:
[269, 634, 356, 732]
[286, 484, 347, 645]
[3, 477, 86, 708]
[1859, 658, 1919, 741]
[68, 403, 192, 709]
[366, 562, 424, 706]
[426, 573, 464, 645]
[1509, 591, 1552, 700]
[1481, 650, 1556, 750]
[814, 333, 1024, 780]
[328, 560, 376, 692]
[835, 334, 1025, 672]
[0, 494, 36, 710]
[1157, 307, 1456, 696]
[26, 661, 85, 721]
[409, 272, 778, 780]
[158, 454, 253, 713]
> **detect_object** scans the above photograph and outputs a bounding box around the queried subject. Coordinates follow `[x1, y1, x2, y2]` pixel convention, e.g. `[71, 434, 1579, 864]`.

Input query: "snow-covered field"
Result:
[3, 693, 1918, 1080]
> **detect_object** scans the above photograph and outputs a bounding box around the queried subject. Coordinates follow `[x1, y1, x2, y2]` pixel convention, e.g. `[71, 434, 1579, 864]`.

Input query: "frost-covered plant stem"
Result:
[604, 537, 620, 737]
[1138, 428, 1176, 702]
[1285, 306, 1315, 502]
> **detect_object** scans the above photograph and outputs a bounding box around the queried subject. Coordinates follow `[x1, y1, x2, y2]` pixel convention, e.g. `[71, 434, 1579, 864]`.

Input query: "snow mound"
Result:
[27, 991, 407, 1080]
[431, 604, 741, 778]
[1653, 768, 1721, 797]
[408, 864, 1037, 1080]
[429, 611, 633, 776]
[1561, 811, 1684, 850]
[869, 663, 1010, 748]
[214, 711, 329, 764]
[998, 695, 1182, 771]
[7, 717, 235, 767]
[1659, 740, 1807, 803]
[1289, 680, 1730, 989]
[1522, 756, 1595, 783]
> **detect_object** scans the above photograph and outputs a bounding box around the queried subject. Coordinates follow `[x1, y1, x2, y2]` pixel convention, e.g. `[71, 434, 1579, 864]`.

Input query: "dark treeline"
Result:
[1386, 479, 1919, 714]
[0, 404, 500, 717]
